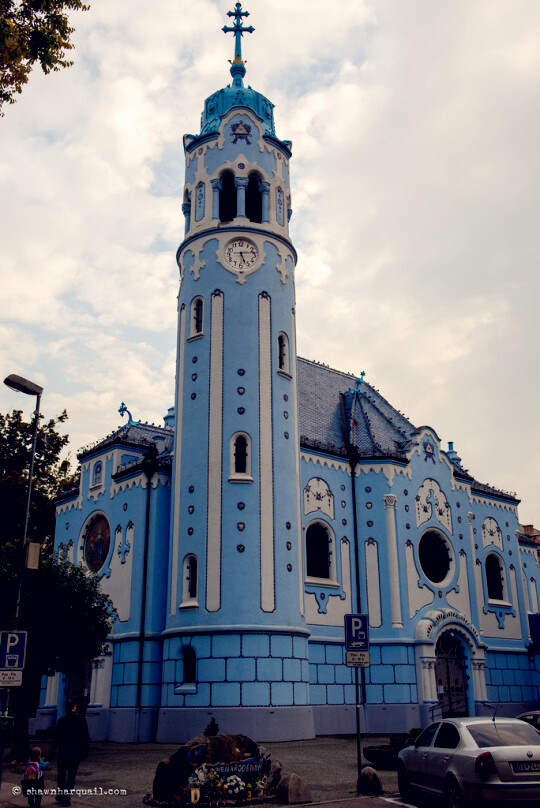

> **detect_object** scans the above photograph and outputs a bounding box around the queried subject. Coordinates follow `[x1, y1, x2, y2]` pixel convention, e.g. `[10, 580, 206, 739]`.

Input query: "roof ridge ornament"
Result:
[119, 401, 140, 426]
[222, 2, 254, 85]
[349, 371, 366, 394]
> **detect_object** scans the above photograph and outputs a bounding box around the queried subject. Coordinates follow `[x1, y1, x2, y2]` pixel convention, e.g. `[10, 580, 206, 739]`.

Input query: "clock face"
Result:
[223, 238, 259, 271]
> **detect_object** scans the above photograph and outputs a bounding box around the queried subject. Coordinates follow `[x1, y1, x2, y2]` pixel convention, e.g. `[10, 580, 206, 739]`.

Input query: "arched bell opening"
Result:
[245, 172, 262, 223]
[219, 170, 237, 223]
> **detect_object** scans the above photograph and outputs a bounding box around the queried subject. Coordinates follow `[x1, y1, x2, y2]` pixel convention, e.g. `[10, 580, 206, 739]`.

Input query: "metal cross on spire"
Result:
[222, 2, 254, 65]
[349, 371, 366, 394]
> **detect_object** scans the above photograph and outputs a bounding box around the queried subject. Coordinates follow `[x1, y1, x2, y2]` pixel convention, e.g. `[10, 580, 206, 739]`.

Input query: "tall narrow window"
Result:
[276, 186, 285, 226]
[305, 521, 335, 580]
[189, 297, 204, 338]
[195, 181, 205, 222]
[246, 172, 262, 223]
[182, 646, 196, 684]
[181, 554, 198, 606]
[219, 170, 236, 222]
[277, 332, 290, 375]
[235, 435, 247, 474]
[229, 432, 252, 481]
[486, 553, 505, 601]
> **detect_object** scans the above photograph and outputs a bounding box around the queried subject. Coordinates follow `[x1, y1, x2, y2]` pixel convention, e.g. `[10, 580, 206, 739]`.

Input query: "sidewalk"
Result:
[0, 735, 399, 808]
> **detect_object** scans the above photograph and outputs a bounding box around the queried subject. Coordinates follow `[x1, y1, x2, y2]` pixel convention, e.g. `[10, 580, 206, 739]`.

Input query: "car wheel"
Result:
[397, 762, 413, 802]
[444, 775, 465, 808]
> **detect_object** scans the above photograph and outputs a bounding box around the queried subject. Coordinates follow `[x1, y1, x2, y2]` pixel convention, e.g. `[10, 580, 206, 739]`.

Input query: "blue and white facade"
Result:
[40, 6, 540, 742]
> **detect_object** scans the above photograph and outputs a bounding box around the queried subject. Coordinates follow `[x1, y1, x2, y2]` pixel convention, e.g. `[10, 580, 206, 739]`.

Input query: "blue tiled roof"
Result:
[297, 358, 415, 458]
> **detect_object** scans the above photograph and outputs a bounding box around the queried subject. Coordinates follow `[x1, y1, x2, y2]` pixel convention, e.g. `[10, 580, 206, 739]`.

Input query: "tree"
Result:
[0, 408, 116, 757]
[0, 0, 89, 114]
[0, 408, 77, 552]
[0, 539, 116, 758]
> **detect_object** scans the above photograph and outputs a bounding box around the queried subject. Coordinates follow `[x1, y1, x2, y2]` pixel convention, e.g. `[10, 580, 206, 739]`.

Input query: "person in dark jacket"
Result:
[52, 700, 90, 807]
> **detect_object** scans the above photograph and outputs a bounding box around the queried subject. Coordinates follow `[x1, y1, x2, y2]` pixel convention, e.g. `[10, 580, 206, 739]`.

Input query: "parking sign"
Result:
[0, 631, 27, 670]
[344, 614, 369, 651]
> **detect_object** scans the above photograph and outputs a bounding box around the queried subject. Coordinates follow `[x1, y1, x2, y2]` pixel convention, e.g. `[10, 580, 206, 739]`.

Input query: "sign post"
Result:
[0, 631, 27, 789]
[344, 614, 369, 792]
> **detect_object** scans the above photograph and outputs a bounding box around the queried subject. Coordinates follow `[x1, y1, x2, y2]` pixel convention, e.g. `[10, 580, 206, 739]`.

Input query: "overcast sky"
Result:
[1, 0, 539, 524]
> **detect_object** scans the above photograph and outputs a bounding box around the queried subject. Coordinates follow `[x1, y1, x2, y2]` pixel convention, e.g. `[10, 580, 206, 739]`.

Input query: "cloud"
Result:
[1, 0, 539, 523]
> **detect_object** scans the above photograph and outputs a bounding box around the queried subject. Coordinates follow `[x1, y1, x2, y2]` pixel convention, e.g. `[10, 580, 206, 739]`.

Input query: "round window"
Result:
[418, 529, 452, 584]
[84, 515, 111, 573]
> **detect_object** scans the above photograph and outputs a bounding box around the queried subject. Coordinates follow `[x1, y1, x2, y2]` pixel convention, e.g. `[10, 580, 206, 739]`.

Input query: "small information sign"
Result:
[346, 650, 370, 668]
[0, 670, 23, 686]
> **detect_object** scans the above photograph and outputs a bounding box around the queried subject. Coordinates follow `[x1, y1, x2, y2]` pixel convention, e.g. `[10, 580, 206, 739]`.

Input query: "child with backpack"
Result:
[21, 746, 49, 808]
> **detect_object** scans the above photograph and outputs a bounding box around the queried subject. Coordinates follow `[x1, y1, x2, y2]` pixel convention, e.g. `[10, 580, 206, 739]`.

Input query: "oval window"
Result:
[419, 529, 452, 584]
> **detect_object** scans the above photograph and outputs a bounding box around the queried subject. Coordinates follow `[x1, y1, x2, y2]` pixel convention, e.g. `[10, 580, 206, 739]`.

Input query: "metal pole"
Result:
[136, 446, 158, 741]
[349, 448, 364, 792]
[339, 392, 364, 791]
[1, 384, 41, 782]
[14, 391, 41, 629]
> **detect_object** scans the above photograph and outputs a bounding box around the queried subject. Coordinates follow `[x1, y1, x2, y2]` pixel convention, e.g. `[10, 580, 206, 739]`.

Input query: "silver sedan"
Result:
[397, 716, 540, 806]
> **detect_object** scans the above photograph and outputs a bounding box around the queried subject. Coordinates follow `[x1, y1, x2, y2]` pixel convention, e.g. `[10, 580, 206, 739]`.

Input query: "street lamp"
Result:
[3, 373, 43, 628]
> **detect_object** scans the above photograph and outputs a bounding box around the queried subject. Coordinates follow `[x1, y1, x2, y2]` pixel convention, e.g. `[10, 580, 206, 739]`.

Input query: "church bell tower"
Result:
[161, 4, 314, 740]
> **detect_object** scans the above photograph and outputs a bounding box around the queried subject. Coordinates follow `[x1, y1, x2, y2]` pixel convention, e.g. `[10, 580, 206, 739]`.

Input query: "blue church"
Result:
[39, 5, 540, 742]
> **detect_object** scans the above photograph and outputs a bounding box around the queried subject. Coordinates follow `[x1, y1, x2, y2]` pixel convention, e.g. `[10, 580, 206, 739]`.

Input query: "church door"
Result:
[66, 659, 93, 713]
[434, 633, 469, 717]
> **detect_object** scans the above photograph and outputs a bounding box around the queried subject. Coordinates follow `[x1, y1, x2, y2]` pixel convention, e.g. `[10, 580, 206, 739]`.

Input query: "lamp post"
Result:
[0, 375, 43, 777]
[3, 374, 43, 629]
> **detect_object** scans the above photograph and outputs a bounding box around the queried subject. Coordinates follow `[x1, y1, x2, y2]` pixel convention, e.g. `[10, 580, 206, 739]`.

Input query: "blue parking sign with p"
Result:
[344, 614, 369, 651]
[0, 631, 27, 670]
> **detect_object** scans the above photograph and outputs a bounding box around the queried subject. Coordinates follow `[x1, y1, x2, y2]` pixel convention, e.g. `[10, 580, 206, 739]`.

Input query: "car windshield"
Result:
[468, 722, 540, 748]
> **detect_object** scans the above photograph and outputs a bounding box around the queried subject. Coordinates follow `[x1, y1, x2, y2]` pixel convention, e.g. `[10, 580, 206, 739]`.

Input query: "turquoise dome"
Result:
[199, 62, 276, 138]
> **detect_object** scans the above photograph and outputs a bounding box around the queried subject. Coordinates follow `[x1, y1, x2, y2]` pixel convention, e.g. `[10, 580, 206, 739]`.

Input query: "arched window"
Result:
[181, 554, 198, 606]
[486, 552, 505, 601]
[92, 461, 103, 486]
[182, 646, 196, 684]
[189, 296, 204, 338]
[305, 521, 336, 581]
[276, 186, 285, 226]
[277, 332, 290, 376]
[219, 170, 237, 222]
[246, 172, 262, 223]
[195, 181, 205, 222]
[229, 432, 252, 482]
[235, 435, 247, 473]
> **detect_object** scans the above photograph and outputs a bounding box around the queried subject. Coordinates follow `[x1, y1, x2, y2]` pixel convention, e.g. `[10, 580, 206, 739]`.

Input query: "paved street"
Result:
[0, 735, 405, 808]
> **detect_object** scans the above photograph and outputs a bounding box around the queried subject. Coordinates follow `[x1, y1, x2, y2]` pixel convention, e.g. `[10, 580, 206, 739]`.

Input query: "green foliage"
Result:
[0, 0, 89, 113]
[0, 408, 78, 548]
[0, 540, 116, 675]
[0, 407, 116, 705]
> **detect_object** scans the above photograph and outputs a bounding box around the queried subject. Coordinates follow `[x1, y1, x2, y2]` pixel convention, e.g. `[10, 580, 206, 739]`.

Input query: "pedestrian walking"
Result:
[52, 699, 90, 807]
[21, 746, 49, 808]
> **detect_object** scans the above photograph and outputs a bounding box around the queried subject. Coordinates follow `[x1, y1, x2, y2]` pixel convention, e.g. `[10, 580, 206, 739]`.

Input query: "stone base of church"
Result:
[106, 707, 161, 742]
[312, 703, 423, 736]
[156, 705, 316, 743]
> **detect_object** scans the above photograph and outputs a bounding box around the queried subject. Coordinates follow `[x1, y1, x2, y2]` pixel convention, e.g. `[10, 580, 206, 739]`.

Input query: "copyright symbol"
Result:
[12, 786, 21, 795]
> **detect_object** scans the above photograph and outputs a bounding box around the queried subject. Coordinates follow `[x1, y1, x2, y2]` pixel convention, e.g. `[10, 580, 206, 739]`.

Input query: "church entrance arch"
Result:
[434, 632, 469, 717]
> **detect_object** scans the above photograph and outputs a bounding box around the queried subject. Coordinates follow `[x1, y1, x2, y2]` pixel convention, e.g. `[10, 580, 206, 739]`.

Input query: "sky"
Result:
[1, 0, 539, 524]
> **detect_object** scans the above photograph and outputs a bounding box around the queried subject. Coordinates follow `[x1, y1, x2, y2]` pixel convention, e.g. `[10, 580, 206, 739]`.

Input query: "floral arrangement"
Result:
[187, 759, 275, 804]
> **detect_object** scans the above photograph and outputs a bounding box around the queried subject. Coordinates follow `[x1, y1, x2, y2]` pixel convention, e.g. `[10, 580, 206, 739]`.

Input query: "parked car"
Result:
[517, 710, 540, 730]
[397, 716, 540, 806]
